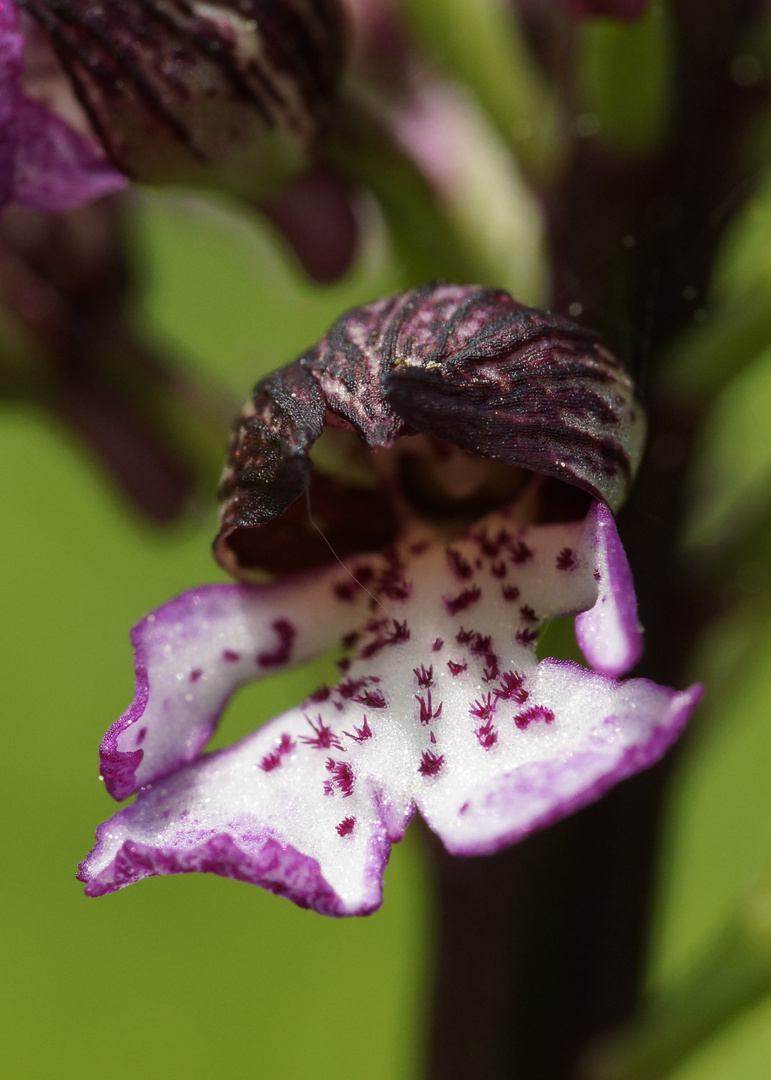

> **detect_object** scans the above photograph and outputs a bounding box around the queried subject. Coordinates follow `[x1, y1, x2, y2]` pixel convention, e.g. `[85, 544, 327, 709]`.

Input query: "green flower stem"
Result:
[581, 869, 771, 1080]
[399, 0, 563, 178]
[324, 103, 489, 286]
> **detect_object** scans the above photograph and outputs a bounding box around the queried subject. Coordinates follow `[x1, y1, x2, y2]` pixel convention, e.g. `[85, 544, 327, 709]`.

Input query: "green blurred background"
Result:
[3, 192, 771, 1079]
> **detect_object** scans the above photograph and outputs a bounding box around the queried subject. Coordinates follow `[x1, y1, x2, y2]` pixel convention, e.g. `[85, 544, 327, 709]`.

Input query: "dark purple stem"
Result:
[426, 1, 767, 1076]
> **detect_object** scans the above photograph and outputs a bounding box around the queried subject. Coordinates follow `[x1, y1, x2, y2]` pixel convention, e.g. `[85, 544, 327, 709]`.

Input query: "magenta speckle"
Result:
[309, 684, 331, 703]
[516, 627, 539, 646]
[475, 719, 498, 749]
[432, 638, 444, 652]
[520, 605, 538, 624]
[459, 802, 470, 815]
[470, 694, 495, 721]
[514, 705, 555, 730]
[446, 548, 473, 579]
[336, 816, 356, 837]
[278, 733, 295, 756]
[414, 664, 434, 688]
[222, 650, 241, 663]
[136, 727, 147, 746]
[355, 688, 387, 709]
[495, 671, 529, 704]
[337, 677, 367, 700]
[418, 750, 445, 777]
[510, 538, 534, 564]
[502, 584, 521, 602]
[334, 580, 359, 602]
[300, 715, 342, 750]
[444, 585, 482, 616]
[260, 752, 282, 772]
[448, 659, 467, 676]
[326, 758, 355, 797]
[344, 716, 373, 743]
[257, 618, 295, 667]
[491, 561, 507, 579]
[189, 668, 203, 682]
[386, 620, 410, 646]
[456, 627, 474, 646]
[594, 568, 602, 582]
[416, 690, 442, 725]
[557, 548, 578, 571]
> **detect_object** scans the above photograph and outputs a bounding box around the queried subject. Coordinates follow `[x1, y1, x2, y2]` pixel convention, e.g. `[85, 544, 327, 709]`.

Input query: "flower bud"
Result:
[18, 0, 346, 196]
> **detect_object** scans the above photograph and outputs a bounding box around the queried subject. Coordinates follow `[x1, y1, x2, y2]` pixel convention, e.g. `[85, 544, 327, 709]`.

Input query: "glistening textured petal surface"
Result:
[81, 500, 699, 914]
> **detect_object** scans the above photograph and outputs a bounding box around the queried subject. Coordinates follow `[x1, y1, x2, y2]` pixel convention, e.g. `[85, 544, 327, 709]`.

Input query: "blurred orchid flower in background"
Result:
[0, 1, 124, 210]
[79, 283, 700, 911]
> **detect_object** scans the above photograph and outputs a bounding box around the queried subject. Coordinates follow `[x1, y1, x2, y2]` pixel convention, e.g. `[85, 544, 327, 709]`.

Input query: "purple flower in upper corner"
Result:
[78, 283, 701, 916]
[0, 2, 124, 212]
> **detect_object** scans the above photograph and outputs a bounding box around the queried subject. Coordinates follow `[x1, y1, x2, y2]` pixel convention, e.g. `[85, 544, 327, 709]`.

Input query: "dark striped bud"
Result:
[215, 282, 645, 578]
[18, 0, 346, 196]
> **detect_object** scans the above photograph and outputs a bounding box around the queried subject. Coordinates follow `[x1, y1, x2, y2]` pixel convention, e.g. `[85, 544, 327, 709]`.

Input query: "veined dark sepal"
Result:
[215, 362, 325, 578]
[18, 0, 346, 197]
[386, 303, 644, 512]
[215, 283, 645, 579]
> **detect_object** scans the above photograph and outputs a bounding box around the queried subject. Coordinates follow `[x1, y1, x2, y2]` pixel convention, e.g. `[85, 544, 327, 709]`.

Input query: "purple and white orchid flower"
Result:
[79, 284, 700, 916]
[0, 2, 124, 211]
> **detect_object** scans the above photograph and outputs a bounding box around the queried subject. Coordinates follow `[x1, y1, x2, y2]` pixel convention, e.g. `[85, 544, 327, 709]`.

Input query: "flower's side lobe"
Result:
[80, 502, 700, 914]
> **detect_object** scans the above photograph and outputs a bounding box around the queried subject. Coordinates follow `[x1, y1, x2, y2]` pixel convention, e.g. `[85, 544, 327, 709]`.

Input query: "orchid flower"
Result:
[0, 2, 124, 212]
[79, 284, 700, 916]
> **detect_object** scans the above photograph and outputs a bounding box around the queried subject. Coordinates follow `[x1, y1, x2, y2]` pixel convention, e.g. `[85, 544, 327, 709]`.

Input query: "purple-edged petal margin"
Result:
[100, 562, 380, 800]
[82, 500, 700, 914]
[575, 500, 643, 677]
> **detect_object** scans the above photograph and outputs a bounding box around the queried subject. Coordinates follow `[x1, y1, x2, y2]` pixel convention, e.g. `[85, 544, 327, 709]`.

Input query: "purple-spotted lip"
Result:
[81, 494, 701, 916]
[440, 672, 702, 857]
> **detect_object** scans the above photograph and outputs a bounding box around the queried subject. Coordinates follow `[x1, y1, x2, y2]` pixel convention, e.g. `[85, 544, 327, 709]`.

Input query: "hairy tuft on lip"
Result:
[215, 283, 645, 580]
[17, 0, 346, 196]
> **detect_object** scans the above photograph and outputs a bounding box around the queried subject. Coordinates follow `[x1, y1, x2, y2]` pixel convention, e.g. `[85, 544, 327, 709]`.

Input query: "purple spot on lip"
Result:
[514, 705, 555, 730]
[337, 816, 356, 837]
[355, 689, 388, 708]
[416, 690, 442, 725]
[222, 650, 241, 663]
[260, 752, 282, 772]
[300, 715, 342, 750]
[510, 538, 534, 564]
[446, 549, 473, 580]
[419, 750, 445, 776]
[432, 638, 444, 652]
[326, 758, 355, 797]
[502, 584, 520, 602]
[444, 585, 482, 615]
[557, 547, 578, 571]
[344, 716, 373, 743]
[470, 694, 495, 721]
[475, 719, 498, 749]
[414, 664, 434, 688]
[448, 659, 467, 675]
[257, 618, 295, 667]
[190, 668, 203, 682]
[136, 727, 148, 746]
